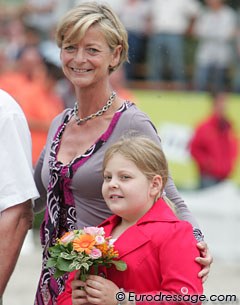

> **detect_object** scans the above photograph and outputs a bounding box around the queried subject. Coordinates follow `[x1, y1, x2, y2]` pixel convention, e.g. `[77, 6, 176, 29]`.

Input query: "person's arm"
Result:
[33, 147, 47, 213]
[129, 110, 212, 277]
[33, 108, 69, 213]
[129, 222, 204, 305]
[130, 111, 200, 228]
[0, 200, 33, 295]
[0, 91, 39, 296]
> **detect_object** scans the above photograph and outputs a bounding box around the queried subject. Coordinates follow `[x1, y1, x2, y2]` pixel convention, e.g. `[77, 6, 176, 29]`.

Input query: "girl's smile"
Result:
[102, 153, 160, 224]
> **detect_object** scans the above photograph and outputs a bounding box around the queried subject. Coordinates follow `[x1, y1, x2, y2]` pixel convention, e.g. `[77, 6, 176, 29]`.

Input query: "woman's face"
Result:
[60, 24, 121, 89]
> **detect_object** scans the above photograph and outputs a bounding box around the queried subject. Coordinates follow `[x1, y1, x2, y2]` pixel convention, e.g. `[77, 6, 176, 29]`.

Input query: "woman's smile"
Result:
[60, 24, 119, 88]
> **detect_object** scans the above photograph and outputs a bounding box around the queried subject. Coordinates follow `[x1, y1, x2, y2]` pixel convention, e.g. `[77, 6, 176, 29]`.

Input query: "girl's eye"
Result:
[103, 175, 112, 182]
[120, 175, 131, 181]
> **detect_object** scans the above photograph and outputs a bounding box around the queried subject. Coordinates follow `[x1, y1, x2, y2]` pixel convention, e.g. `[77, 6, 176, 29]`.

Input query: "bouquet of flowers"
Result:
[47, 226, 127, 281]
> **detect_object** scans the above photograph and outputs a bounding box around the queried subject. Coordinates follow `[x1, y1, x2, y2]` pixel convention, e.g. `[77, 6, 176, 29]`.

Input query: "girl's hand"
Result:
[85, 275, 120, 305]
[72, 271, 91, 305]
[196, 241, 213, 283]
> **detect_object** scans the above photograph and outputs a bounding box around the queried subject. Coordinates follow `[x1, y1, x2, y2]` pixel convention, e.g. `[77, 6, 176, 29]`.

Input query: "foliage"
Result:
[46, 227, 127, 281]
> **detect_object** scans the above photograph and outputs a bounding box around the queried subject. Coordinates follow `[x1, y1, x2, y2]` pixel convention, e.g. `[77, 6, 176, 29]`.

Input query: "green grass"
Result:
[134, 90, 240, 188]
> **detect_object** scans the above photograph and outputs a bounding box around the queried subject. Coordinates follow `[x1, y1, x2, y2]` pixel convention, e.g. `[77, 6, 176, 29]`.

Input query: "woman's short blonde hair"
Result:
[56, 1, 129, 72]
[103, 135, 169, 192]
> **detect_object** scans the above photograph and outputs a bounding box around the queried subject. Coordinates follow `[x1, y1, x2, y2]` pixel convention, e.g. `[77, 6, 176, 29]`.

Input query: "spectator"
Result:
[147, 0, 200, 88]
[0, 45, 64, 165]
[232, 6, 240, 92]
[2, 18, 26, 61]
[189, 91, 238, 188]
[0, 89, 39, 305]
[118, 0, 151, 80]
[21, 0, 59, 40]
[193, 0, 237, 92]
[74, 0, 122, 13]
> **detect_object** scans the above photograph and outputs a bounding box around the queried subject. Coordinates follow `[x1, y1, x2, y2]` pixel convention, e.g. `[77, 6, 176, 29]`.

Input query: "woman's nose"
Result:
[74, 48, 87, 62]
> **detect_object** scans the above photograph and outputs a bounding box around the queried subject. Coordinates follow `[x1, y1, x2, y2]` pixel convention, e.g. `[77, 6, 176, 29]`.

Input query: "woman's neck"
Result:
[74, 85, 115, 116]
[74, 87, 124, 119]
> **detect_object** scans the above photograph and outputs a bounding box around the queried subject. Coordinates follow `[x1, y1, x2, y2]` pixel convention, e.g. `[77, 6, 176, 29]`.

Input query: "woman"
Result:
[34, 3, 212, 305]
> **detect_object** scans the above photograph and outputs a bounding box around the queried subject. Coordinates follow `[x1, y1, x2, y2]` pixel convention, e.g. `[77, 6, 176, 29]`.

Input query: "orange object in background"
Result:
[0, 70, 64, 165]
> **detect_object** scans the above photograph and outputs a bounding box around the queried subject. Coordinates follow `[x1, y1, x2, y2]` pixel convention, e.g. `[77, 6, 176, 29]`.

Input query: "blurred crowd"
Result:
[1, 0, 240, 90]
[0, 0, 240, 167]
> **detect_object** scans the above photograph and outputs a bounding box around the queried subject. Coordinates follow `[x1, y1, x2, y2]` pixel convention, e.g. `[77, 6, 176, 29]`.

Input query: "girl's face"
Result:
[102, 153, 161, 223]
[60, 24, 121, 89]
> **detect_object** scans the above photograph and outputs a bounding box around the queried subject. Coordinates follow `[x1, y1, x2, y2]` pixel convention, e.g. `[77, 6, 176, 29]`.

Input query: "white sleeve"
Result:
[0, 103, 39, 212]
[186, 0, 201, 18]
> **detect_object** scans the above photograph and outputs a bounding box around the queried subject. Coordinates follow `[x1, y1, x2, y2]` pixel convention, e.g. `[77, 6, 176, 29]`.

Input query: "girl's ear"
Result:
[150, 175, 163, 198]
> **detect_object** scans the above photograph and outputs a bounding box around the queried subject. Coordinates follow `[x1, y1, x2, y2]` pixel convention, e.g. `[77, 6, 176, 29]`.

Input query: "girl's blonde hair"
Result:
[55, 2, 129, 72]
[103, 135, 176, 212]
[103, 135, 169, 192]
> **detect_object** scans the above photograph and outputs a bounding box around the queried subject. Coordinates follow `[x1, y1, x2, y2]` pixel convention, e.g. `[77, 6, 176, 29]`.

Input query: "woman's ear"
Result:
[110, 45, 122, 69]
[150, 175, 163, 198]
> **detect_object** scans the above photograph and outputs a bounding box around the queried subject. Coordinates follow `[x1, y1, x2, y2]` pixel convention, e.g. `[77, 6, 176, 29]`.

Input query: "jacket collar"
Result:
[100, 198, 179, 259]
[101, 198, 178, 229]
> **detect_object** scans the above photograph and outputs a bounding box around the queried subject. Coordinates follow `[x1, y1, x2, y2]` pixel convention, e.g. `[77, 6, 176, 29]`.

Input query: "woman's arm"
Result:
[129, 110, 212, 278]
[33, 109, 69, 213]
[130, 110, 200, 228]
[33, 148, 47, 213]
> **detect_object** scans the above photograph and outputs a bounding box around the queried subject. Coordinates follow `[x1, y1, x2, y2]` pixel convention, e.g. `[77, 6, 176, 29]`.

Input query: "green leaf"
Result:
[74, 261, 92, 271]
[110, 260, 127, 271]
[67, 243, 73, 252]
[53, 268, 66, 279]
[69, 261, 79, 270]
[81, 262, 91, 270]
[60, 252, 77, 260]
[48, 244, 65, 257]
[56, 257, 72, 272]
[46, 257, 57, 268]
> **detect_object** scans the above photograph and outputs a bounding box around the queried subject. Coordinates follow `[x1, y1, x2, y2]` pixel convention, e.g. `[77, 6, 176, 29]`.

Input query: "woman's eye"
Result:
[87, 48, 98, 54]
[63, 45, 76, 52]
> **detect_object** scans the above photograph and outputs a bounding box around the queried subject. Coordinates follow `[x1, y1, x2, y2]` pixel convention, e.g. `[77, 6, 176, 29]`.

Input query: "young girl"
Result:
[57, 136, 203, 305]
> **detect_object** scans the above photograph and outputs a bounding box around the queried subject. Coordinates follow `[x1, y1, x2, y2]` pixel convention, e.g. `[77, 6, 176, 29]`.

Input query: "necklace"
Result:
[73, 91, 116, 125]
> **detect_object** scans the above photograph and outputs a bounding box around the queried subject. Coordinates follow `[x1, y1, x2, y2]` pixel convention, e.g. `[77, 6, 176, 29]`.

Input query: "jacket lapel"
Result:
[100, 198, 179, 259]
[100, 216, 150, 259]
[113, 225, 150, 259]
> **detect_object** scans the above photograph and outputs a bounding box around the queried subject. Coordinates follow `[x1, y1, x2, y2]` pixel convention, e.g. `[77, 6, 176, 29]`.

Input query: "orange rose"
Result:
[73, 234, 96, 254]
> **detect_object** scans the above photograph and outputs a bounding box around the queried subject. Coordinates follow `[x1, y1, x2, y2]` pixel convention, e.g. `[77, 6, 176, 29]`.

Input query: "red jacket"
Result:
[57, 198, 203, 305]
[190, 114, 238, 179]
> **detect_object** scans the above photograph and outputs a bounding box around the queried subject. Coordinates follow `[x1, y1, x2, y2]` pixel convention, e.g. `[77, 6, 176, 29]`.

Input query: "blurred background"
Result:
[1, 0, 240, 304]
